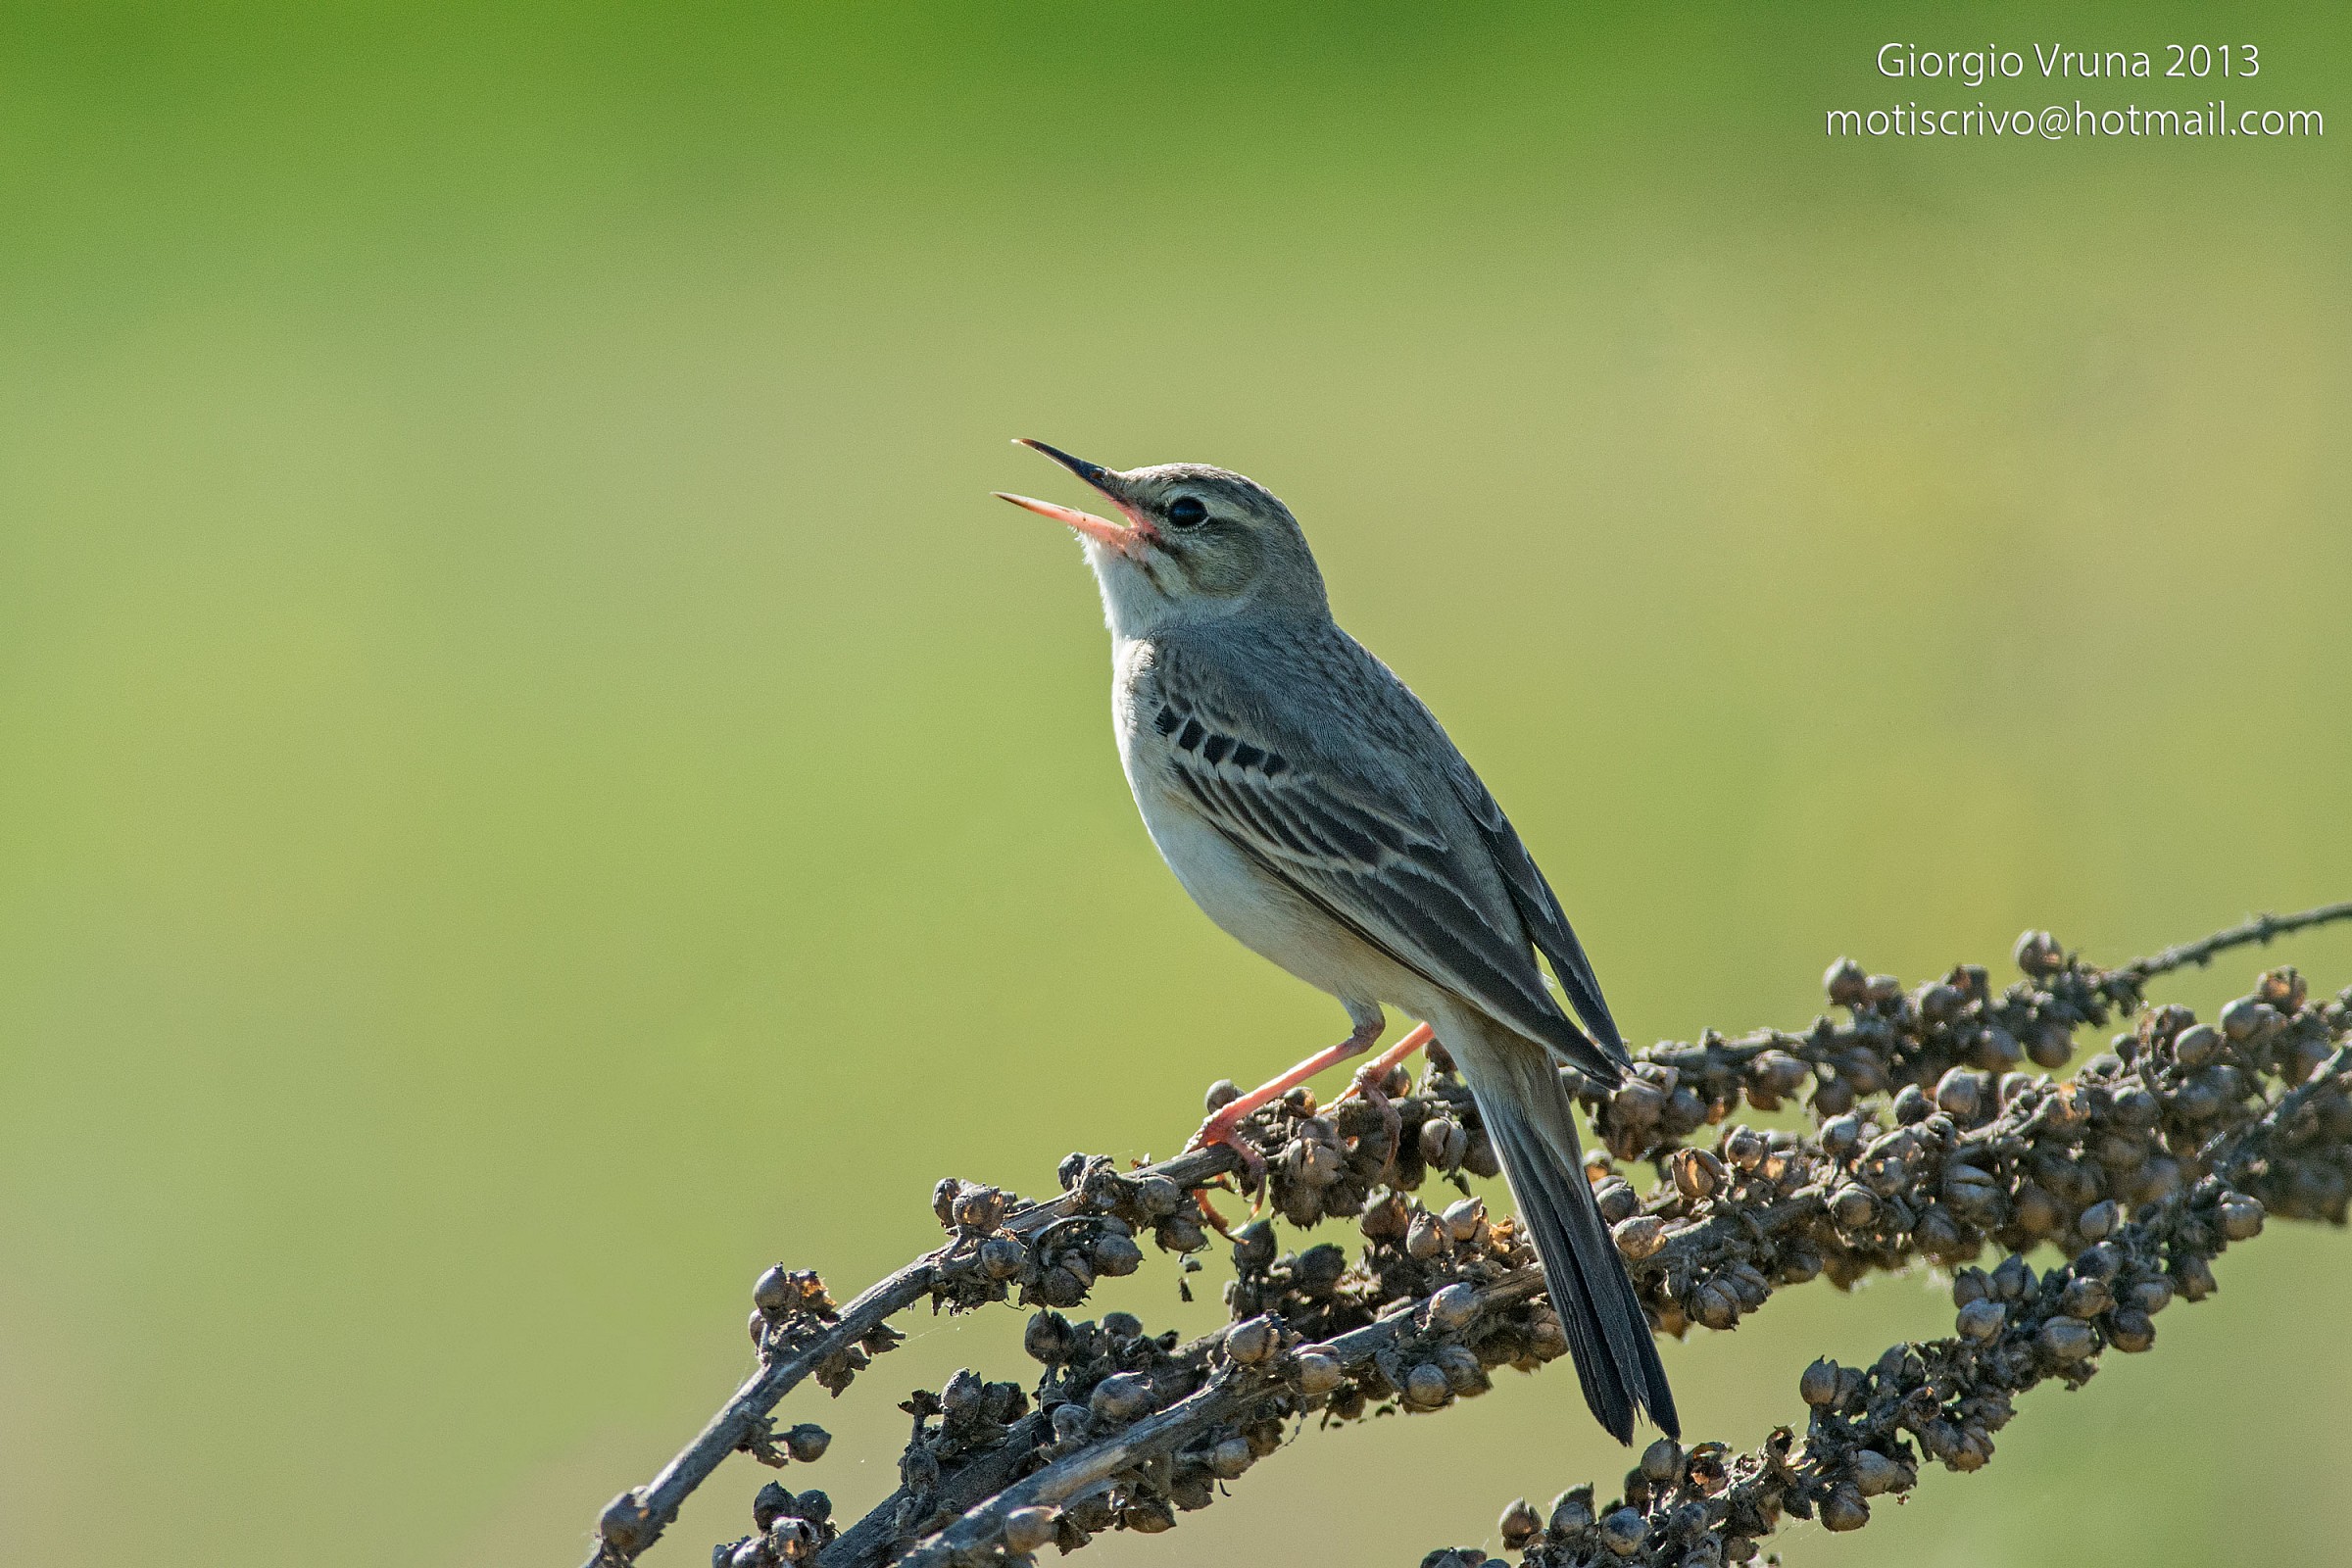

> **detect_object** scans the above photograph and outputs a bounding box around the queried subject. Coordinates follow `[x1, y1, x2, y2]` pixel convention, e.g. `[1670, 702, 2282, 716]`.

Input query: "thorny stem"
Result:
[584, 904, 2352, 1568]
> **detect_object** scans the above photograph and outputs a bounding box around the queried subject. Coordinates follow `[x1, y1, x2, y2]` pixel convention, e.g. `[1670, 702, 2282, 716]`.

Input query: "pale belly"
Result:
[1126, 769, 1430, 1018]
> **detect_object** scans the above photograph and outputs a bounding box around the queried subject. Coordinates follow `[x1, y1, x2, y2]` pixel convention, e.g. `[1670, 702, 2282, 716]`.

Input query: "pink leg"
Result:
[1340, 1021, 1436, 1103]
[1188, 1017, 1387, 1178]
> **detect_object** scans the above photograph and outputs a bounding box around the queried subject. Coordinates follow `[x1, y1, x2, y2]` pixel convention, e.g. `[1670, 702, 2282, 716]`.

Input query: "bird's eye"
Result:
[1165, 496, 1207, 529]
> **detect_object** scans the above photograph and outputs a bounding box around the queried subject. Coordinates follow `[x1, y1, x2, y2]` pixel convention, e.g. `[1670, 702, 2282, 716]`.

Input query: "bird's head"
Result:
[994, 441, 1328, 637]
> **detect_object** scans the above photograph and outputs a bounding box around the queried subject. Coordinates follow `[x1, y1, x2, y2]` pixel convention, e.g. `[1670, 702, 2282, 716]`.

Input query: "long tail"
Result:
[1448, 1018, 1678, 1444]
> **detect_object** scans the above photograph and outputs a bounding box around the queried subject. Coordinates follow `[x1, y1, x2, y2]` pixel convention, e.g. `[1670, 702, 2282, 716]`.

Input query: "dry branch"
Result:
[583, 905, 2352, 1568]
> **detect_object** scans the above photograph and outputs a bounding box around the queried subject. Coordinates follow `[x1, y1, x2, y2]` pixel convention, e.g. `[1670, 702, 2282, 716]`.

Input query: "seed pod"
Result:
[783, 1422, 830, 1463]
[1810, 1076, 1858, 1117]
[1755, 1049, 1810, 1097]
[1662, 1086, 1708, 1136]
[1427, 1282, 1480, 1333]
[2026, 1020, 2072, 1070]
[1359, 1192, 1409, 1242]
[1082, 1231, 1140, 1280]
[1611, 1079, 1667, 1129]
[931, 1178, 961, 1229]
[1122, 1497, 1176, 1534]
[1612, 1215, 1666, 1260]
[1206, 1434, 1253, 1480]
[753, 1482, 797, 1531]
[1600, 1506, 1649, 1555]
[2037, 1318, 2097, 1361]
[1672, 1148, 1726, 1201]
[1825, 957, 1869, 1005]
[2172, 1023, 2223, 1068]
[2058, 1274, 2114, 1318]
[1955, 1298, 2005, 1342]
[1225, 1314, 1279, 1366]
[753, 1267, 796, 1316]
[1294, 1139, 1346, 1188]
[2013, 929, 2064, 976]
[979, 1234, 1025, 1280]
[1024, 1310, 1074, 1364]
[1050, 1401, 1091, 1443]
[2217, 1194, 2265, 1241]
[2131, 1276, 2174, 1315]
[1919, 981, 1963, 1020]
[1779, 1243, 1824, 1286]
[1154, 1213, 1207, 1253]
[1914, 1203, 1969, 1261]
[1943, 1164, 2003, 1221]
[1640, 1438, 1683, 1485]
[1973, 1027, 2024, 1070]
[1419, 1115, 1460, 1166]
[1830, 1185, 1879, 1230]
[1062, 1488, 1115, 1532]
[1549, 1487, 1597, 1535]
[1203, 1079, 1241, 1111]
[941, 1368, 985, 1420]
[2106, 1306, 2156, 1352]
[953, 1187, 1008, 1233]
[1294, 1349, 1344, 1395]
[1721, 1125, 1768, 1172]
[1594, 1179, 1641, 1225]
[1799, 1357, 1841, 1407]
[1849, 1448, 1901, 1496]
[1275, 1182, 1323, 1231]
[2219, 997, 2263, 1040]
[2074, 1242, 2122, 1281]
[1090, 1373, 1154, 1425]
[1002, 1506, 1058, 1554]
[1133, 1175, 1184, 1218]
[1950, 1267, 1991, 1307]
[1991, 1253, 2035, 1300]
[1443, 1196, 1486, 1243]
[2010, 1183, 2063, 1239]
[1819, 1114, 1865, 1159]
[2132, 1155, 2182, 1206]
[1820, 1487, 1870, 1533]
[1690, 1276, 1741, 1330]
[1402, 1361, 1451, 1408]
[1406, 1209, 1449, 1260]
[2075, 1199, 2119, 1243]
[1435, 1343, 1486, 1395]
[2111, 1085, 2160, 1129]
[1934, 1068, 1984, 1121]
[1463, 1129, 1502, 1179]
[1498, 1496, 1543, 1550]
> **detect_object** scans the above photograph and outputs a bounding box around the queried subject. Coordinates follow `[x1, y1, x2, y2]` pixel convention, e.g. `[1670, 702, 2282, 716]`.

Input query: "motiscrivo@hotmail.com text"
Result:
[1829, 41, 2323, 140]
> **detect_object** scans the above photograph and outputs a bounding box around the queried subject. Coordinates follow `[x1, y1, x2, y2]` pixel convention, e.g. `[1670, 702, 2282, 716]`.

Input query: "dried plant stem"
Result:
[584, 904, 2352, 1568]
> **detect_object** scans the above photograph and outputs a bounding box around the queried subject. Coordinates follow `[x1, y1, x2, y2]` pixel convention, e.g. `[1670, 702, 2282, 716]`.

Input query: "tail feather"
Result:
[1454, 1023, 1678, 1444]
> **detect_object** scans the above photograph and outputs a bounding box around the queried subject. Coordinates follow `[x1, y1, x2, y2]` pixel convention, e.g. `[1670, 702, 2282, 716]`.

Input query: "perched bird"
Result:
[992, 441, 1677, 1444]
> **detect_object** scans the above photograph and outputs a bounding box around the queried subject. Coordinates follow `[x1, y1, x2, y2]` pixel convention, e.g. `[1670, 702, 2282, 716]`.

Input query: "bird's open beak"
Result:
[993, 439, 1155, 554]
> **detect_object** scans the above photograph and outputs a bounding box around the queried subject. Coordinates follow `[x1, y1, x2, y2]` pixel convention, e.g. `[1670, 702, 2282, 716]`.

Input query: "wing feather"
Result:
[1141, 654, 1620, 1079]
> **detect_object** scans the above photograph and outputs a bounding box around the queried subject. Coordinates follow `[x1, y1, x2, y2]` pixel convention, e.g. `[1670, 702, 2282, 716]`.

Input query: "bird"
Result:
[991, 440, 1677, 1445]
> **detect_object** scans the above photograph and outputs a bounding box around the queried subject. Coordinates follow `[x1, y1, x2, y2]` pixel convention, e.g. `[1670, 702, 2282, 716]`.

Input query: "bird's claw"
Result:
[1186, 1111, 1269, 1186]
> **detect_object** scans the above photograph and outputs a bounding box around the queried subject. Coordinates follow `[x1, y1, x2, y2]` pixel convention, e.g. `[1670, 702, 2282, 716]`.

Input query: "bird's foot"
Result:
[1185, 1105, 1270, 1187]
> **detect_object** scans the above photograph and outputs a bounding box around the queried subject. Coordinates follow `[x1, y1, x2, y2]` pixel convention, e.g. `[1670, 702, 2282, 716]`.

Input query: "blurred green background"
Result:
[4, 3, 2348, 1565]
